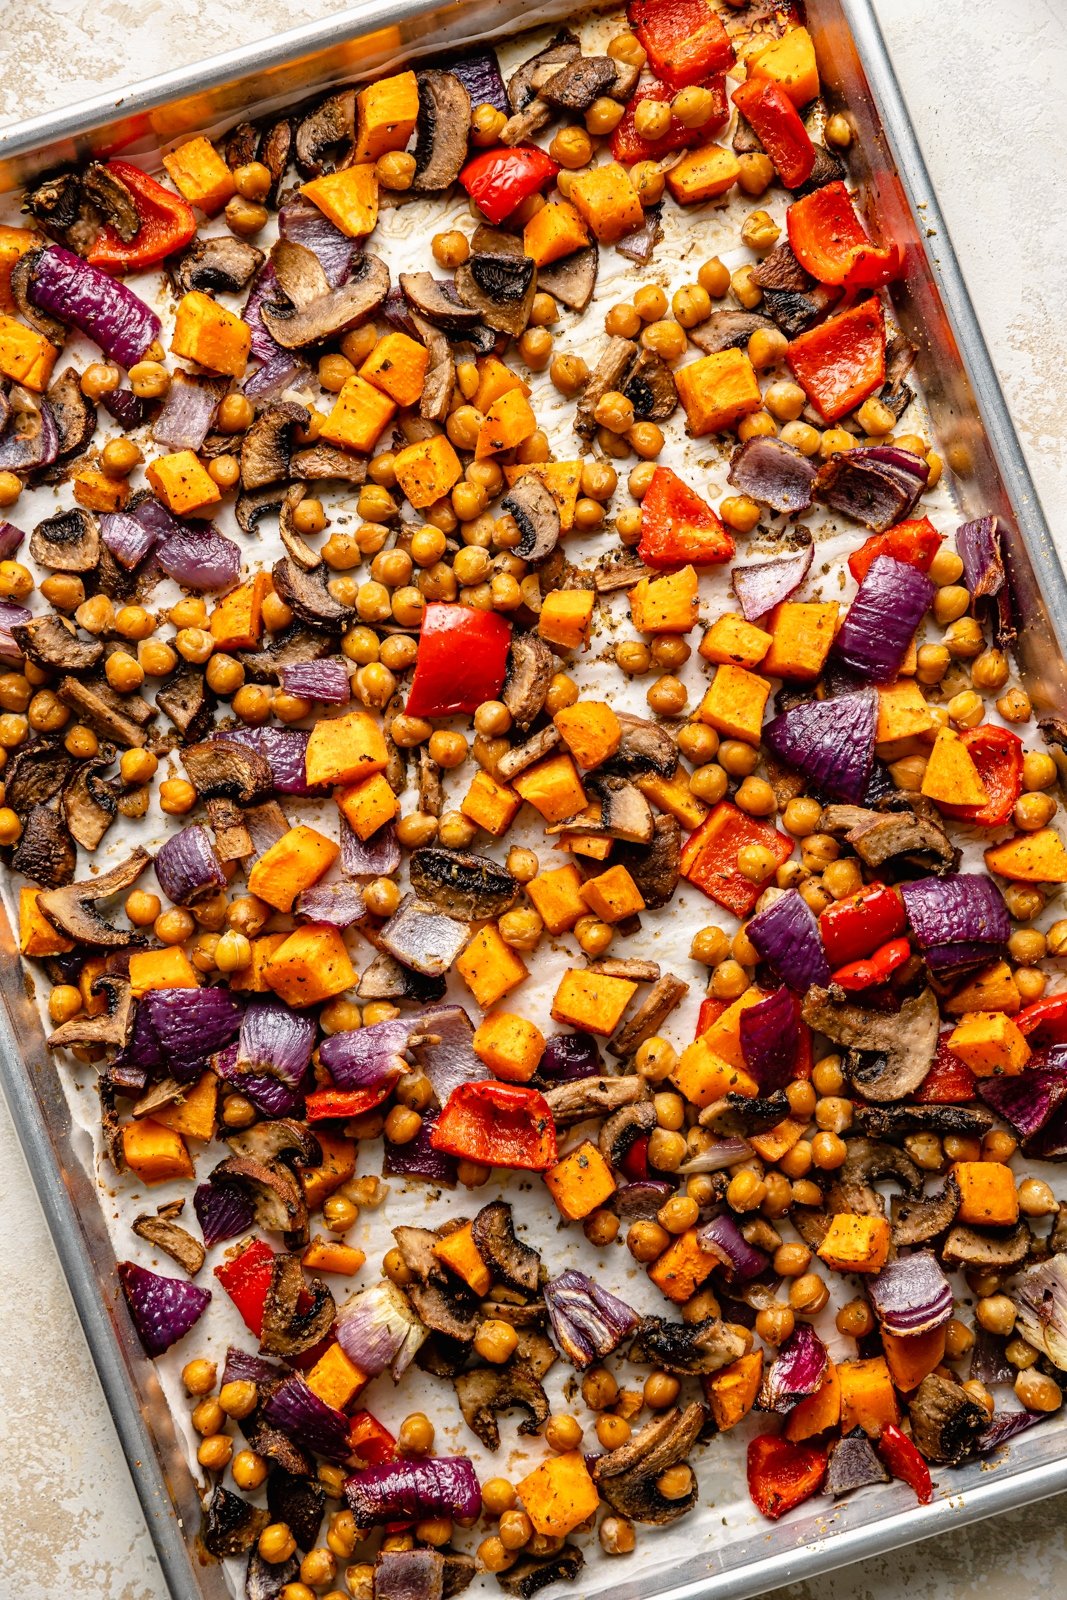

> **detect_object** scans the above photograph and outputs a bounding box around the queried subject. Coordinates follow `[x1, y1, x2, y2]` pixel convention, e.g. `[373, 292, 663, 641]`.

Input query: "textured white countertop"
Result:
[0, 1, 1064, 1595]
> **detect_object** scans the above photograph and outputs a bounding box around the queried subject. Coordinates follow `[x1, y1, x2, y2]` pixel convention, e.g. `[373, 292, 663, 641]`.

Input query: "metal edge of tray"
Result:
[0, 2, 1066, 1598]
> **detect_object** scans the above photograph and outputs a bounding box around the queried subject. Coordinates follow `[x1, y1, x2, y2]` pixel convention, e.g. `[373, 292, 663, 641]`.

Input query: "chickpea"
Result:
[586, 96, 626, 135]
[737, 152, 775, 195]
[594, 390, 636, 434]
[640, 318, 687, 360]
[755, 1304, 795, 1347]
[128, 359, 170, 400]
[645, 674, 687, 717]
[600, 1515, 636, 1557]
[159, 778, 197, 815]
[836, 1298, 875, 1339]
[719, 494, 761, 534]
[735, 776, 776, 817]
[1015, 1369, 1063, 1413]
[1018, 1177, 1057, 1216]
[790, 1272, 830, 1314]
[811, 1131, 847, 1169]
[549, 125, 593, 169]
[376, 150, 416, 190]
[627, 1219, 670, 1262]
[605, 302, 642, 339]
[259, 1525, 297, 1565]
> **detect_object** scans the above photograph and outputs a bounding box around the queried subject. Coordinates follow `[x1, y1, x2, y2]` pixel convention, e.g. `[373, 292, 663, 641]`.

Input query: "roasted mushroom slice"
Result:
[535, 245, 599, 313]
[57, 676, 153, 747]
[240, 623, 335, 683]
[294, 90, 356, 177]
[856, 1102, 994, 1141]
[687, 308, 778, 355]
[753, 241, 840, 338]
[62, 754, 117, 851]
[11, 805, 76, 888]
[502, 474, 561, 564]
[819, 801, 957, 874]
[540, 55, 618, 110]
[454, 1360, 550, 1449]
[132, 1214, 206, 1277]
[881, 333, 918, 420]
[181, 739, 273, 804]
[37, 847, 151, 947]
[802, 986, 940, 1104]
[908, 1373, 987, 1465]
[599, 1101, 656, 1168]
[227, 1119, 321, 1168]
[400, 271, 483, 332]
[827, 1431, 891, 1497]
[290, 443, 367, 484]
[471, 1201, 541, 1294]
[48, 974, 135, 1050]
[29, 507, 100, 573]
[240, 401, 310, 491]
[594, 1403, 704, 1524]
[43, 365, 97, 470]
[82, 161, 139, 239]
[207, 797, 253, 863]
[412, 71, 472, 192]
[272, 556, 355, 632]
[827, 1139, 924, 1218]
[261, 245, 390, 349]
[623, 347, 678, 422]
[157, 670, 215, 742]
[408, 849, 520, 921]
[235, 481, 291, 535]
[496, 725, 562, 783]
[211, 1156, 309, 1240]
[202, 1486, 270, 1560]
[609, 975, 689, 1059]
[498, 1545, 584, 1599]
[607, 714, 680, 778]
[940, 1219, 1031, 1272]
[628, 1315, 747, 1375]
[11, 613, 102, 673]
[544, 1075, 646, 1127]
[502, 632, 554, 730]
[614, 815, 681, 911]
[561, 776, 654, 845]
[260, 1253, 336, 1358]
[173, 235, 265, 295]
[891, 1173, 961, 1247]
[507, 33, 581, 112]
[357, 951, 447, 1004]
[454, 253, 537, 338]
[576, 335, 639, 438]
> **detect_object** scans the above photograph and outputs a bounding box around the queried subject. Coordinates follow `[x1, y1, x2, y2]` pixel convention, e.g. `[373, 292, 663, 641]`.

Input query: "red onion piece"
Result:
[676, 1137, 751, 1175]
[728, 437, 818, 515]
[101, 510, 160, 569]
[609, 1179, 673, 1218]
[244, 263, 284, 364]
[697, 1213, 768, 1281]
[152, 370, 227, 451]
[544, 1269, 639, 1368]
[243, 348, 312, 400]
[1013, 1255, 1067, 1369]
[0, 522, 26, 560]
[279, 193, 360, 287]
[213, 1040, 306, 1117]
[739, 983, 803, 1092]
[540, 1030, 602, 1081]
[118, 1262, 211, 1356]
[102, 386, 149, 429]
[156, 526, 241, 591]
[236, 1001, 315, 1089]
[30, 246, 160, 368]
[969, 1329, 1013, 1386]
[383, 1104, 458, 1186]
[815, 445, 928, 533]
[222, 1345, 284, 1388]
[154, 823, 227, 904]
[282, 659, 351, 703]
[901, 875, 1009, 964]
[834, 554, 935, 683]
[345, 1458, 482, 1528]
[0, 601, 31, 665]
[748, 889, 829, 993]
[977, 1049, 1067, 1146]
[407, 1004, 488, 1101]
[957, 514, 1014, 646]
[215, 727, 317, 796]
[320, 1016, 410, 1090]
[976, 1410, 1045, 1453]
[294, 880, 366, 926]
[335, 1280, 427, 1379]
[764, 687, 877, 803]
[374, 1550, 444, 1600]
[0, 386, 59, 472]
[340, 818, 401, 877]
[759, 1322, 828, 1412]
[616, 206, 662, 265]
[446, 47, 508, 113]
[194, 1179, 255, 1246]
[868, 1250, 954, 1336]
[263, 1374, 352, 1464]
[732, 542, 813, 622]
[144, 986, 243, 1068]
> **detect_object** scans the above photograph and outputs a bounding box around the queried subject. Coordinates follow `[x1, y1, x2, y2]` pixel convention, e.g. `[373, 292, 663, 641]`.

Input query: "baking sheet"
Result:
[2, 3, 1067, 1599]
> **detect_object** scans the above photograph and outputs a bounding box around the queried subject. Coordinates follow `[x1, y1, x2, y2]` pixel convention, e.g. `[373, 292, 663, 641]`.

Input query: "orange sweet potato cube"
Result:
[544, 1140, 617, 1220]
[698, 663, 772, 744]
[538, 590, 595, 650]
[513, 753, 587, 825]
[948, 1012, 1030, 1077]
[838, 1357, 900, 1436]
[523, 199, 590, 266]
[73, 467, 128, 512]
[704, 1351, 764, 1432]
[128, 947, 199, 996]
[762, 602, 840, 681]
[302, 1130, 357, 1210]
[162, 136, 235, 213]
[552, 701, 622, 771]
[525, 864, 588, 935]
[475, 387, 538, 458]
[230, 933, 288, 993]
[209, 573, 269, 650]
[456, 923, 528, 1009]
[784, 1359, 841, 1442]
[306, 709, 390, 786]
[629, 566, 699, 633]
[551, 970, 636, 1036]
[306, 1342, 367, 1410]
[247, 823, 340, 912]
[123, 1118, 194, 1185]
[648, 1227, 720, 1302]
[568, 162, 643, 245]
[302, 1238, 367, 1275]
[636, 772, 708, 831]
[171, 290, 250, 376]
[580, 864, 646, 923]
[952, 1160, 1020, 1226]
[517, 1451, 600, 1537]
[360, 331, 430, 407]
[700, 613, 772, 669]
[666, 144, 740, 205]
[354, 71, 420, 162]
[817, 1213, 891, 1274]
[146, 450, 222, 516]
[433, 1222, 492, 1296]
[460, 770, 522, 836]
[0, 310, 59, 390]
[393, 434, 463, 508]
[301, 164, 379, 237]
[320, 374, 397, 455]
[675, 349, 761, 436]
[19, 888, 73, 956]
[473, 1012, 546, 1083]
[154, 1071, 218, 1142]
[337, 772, 399, 841]
[474, 356, 529, 415]
[264, 925, 357, 1007]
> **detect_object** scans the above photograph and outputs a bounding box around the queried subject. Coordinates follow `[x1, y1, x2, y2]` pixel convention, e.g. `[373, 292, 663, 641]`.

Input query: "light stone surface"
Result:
[0, 1, 1065, 1596]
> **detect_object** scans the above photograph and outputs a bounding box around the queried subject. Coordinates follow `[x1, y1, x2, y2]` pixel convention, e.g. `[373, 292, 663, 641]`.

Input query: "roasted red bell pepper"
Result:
[819, 882, 905, 968]
[349, 1410, 397, 1466]
[431, 1082, 557, 1171]
[877, 1423, 933, 1504]
[681, 802, 794, 919]
[940, 725, 1023, 828]
[629, 0, 735, 89]
[694, 996, 728, 1039]
[86, 160, 197, 275]
[787, 181, 904, 290]
[787, 297, 886, 423]
[458, 147, 560, 227]
[214, 1238, 275, 1337]
[306, 1083, 394, 1122]
[832, 935, 912, 992]
[915, 1033, 978, 1104]
[848, 517, 943, 583]
[637, 465, 733, 570]
[611, 76, 727, 164]
[405, 602, 511, 719]
[747, 1434, 828, 1521]
[1017, 992, 1067, 1047]
[731, 77, 815, 189]
[620, 1136, 650, 1181]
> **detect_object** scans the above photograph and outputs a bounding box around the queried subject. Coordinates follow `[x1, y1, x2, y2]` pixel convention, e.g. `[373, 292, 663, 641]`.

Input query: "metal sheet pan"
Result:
[1, 3, 1066, 1598]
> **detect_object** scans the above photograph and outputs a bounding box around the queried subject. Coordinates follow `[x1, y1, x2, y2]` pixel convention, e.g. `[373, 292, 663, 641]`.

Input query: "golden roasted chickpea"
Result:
[225, 195, 268, 236]
[376, 150, 416, 190]
[586, 96, 626, 135]
[633, 100, 672, 141]
[518, 327, 553, 370]
[719, 494, 761, 533]
[640, 318, 687, 360]
[470, 103, 507, 146]
[671, 84, 718, 128]
[697, 256, 731, 298]
[671, 283, 712, 329]
[731, 264, 762, 309]
[630, 160, 665, 206]
[736, 152, 775, 195]
[741, 209, 780, 253]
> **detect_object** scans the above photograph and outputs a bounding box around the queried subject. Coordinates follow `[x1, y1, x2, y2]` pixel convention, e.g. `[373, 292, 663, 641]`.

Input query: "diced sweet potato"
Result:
[209, 573, 269, 650]
[838, 1357, 900, 1436]
[337, 772, 399, 841]
[784, 1359, 841, 1442]
[580, 864, 646, 924]
[154, 1071, 218, 1142]
[675, 350, 760, 436]
[162, 136, 235, 213]
[128, 947, 199, 996]
[921, 726, 988, 808]
[0, 311, 58, 391]
[761, 601, 839, 681]
[671, 1035, 758, 1108]
[171, 289, 250, 376]
[647, 1227, 720, 1302]
[876, 680, 936, 743]
[952, 1160, 1020, 1226]
[985, 828, 1067, 883]
[538, 589, 595, 650]
[513, 753, 587, 824]
[817, 1213, 891, 1274]
[629, 566, 699, 633]
[748, 25, 819, 106]
[0, 225, 40, 315]
[526, 864, 588, 935]
[460, 770, 522, 836]
[264, 925, 357, 1007]
[568, 162, 643, 244]
[636, 772, 708, 830]
[551, 970, 636, 1036]
[555, 832, 613, 861]
[229, 933, 287, 993]
[433, 1222, 492, 1296]
[306, 1342, 367, 1409]
[474, 356, 529, 414]
[944, 960, 1021, 1016]
[301, 1238, 366, 1276]
[306, 709, 389, 786]
[146, 450, 222, 516]
[473, 1012, 546, 1083]
[475, 387, 538, 458]
[301, 165, 379, 237]
[360, 331, 430, 408]
[393, 434, 463, 508]
[747, 1117, 807, 1163]
[666, 143, 740, 204]
[544, 1140, 617, 1220]
[524, 200, 591, 267]
[247, 823, 340, 912]
[456, 923, 528, 1009]
[320, 374, 397, 455]
[73, 467, 128, 512]
[700, 613, 772, 669]
[698, 663, 771, 745]
[355, 71, 420, 163]
[882, 1325, 946, 1393]
[553, 701, 621, 771]
[19, 887, 73, 956]
[517, 1451, 600, 1537]
[123, 1118, 194, 1185]
[302, 1130, 357, 1210]
[948, 1011, 1030, 1077]
[704, 1350, 763, 1431]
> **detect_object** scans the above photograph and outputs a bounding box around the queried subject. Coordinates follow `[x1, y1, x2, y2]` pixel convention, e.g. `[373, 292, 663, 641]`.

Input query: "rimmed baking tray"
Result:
[1, 3, 1066, 1597]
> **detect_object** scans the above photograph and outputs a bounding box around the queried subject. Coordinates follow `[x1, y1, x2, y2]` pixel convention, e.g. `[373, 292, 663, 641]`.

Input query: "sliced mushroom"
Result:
[856, 1102, 994, 1141]
[507, 33, 581, 111]
[593, 1403, 703, 1524]
[37, 847, 151, 947]
[623, 347, 678, 422]
[29, 507, 100, 573]
[416, 747, 443, 820]
[132, 1214, 206, 1276]
[225, 123, 259, 169]
[609, 975, 689, 1059]
[62, 754, 117, 851]
[496, 725, 562, 783]
[181, 739, 273, 804]
[502, 633, 554, 730]
[290, 443, 367, 483]
[22, 173, 83, 235]
[11, 805, 76, 888]
[500, 474, 561, 565]
[82, 161, 139, 240]
[294, 90, 356, 178]
[614, 815, 681, 911]
[891, 1173, 961, 1247]
[599, 1101, 656, 1168]
[802, 986, 940, 1104]
[211, 1156, 309, 1240]
[753, 241, 840, 338]
[240, 623, 335, 684]
[608, 717, 680, 780]
[576, 336, 639, 439]
[699, 1090, 791, 1138]
[792, 1206, 832, 1249]
[11, 613, 102, 673]
[240, 401, 310, 491]
[820, 802, 958, 874]
[454, 253, 536, 338]
[498, 1545, 583, 1599]
[535, 245, 599, 313]
[687, 308, 779, 356]
[261, 246, 390, 349]
[173, 235, 265, 296]
[827, 1139, 923, 1218]
[9, 250, 68, 344]
[400, 272, 482, 331]
[356, 950, 447, 1004]
[412, 72, 471, 192]
[278, 482, 320, 564]
[908, 1373, 987, 1466]
[156, 670, 215, 742]
[454, 1360, 550, 1449]
[471, 1201, 541, 1294]
[408, 849, 519, 920]
[408, 1278, 480, 1344]
[589, 958, 661, 982]
[57, 676, 153, 747]
[561, 776, 655, 845]
[260, 1253, 336, 1358]
[272, 556, 355, 633]
[43, 365, 97, 470]
[258, 118, 294, 200]
[207, 797, 253, 863]
[628, 1316, 747, 1376]
[543, 1075, 646, 1127]
[540, 56, 617, 110]
[48, 974, 135, 1049]
[227, 1120, 321, 1168]
[881, 333, 918, 421]
[2, 737, 74, 816]
[201, 1486, 270, 1560]
[940, 1220, 1032, 1272]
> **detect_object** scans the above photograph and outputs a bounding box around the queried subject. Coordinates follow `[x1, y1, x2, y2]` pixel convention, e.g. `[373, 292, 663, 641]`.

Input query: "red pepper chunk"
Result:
[915, 1033, 977, 1104]
[1018, 992, 1067, 1047]
[611, 77, 727, 164]
[694, 996, 728, 1040]
[349, 1410, 397, 1466]
[405, 602, 511, 719]
[787, 181, 903, 290]
[832, 934, 911, 992]
[848, 517, 943, 583]
[305, 1083, 394, 1122]
[620, 1136, 650, 1181]
[431, 1082, 557, 1171]
[747, 1434, 827, 1520]
[458, 147, 560, 227]
[877, 1423, 933, 1504]
[214, 1238, 275, 1337]
[940, 724, 1023, 828]
[637, 465, 733, 569]
[787, 297, 886, 423]
[86, 160, 197, 274]
[731, 77, 815, 189]
[629, 0, 735, 88]
[681, 801, 793, 918]
[819, 882, 905, 968]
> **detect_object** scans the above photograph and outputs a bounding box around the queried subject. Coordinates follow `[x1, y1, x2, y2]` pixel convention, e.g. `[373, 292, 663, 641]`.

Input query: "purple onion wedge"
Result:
[236, 1001, 315, 1089]
[977, 1051, 1067, 1146]
[901, 875, 1010, 957]
[1011, 1254, 1067, 1369]
[406, 1004, 488, 1101]
[144, 987, 242, 1067]
[0, 602, 31, 666]
[543, 1269, 639, 1369]
[345, 1457, 481, 1527]
[834, 555, 935, 683]
[739, 983, 802, 1092]
[445, 47, 508, 113]
[335, 1280, 427, 1380]
[0, 522, 25, 561]
[728, 437, 818, 515]
[29, 246, 160, 368]
[194, 1179, 256, 1247]
[697, 1214, 768, 1282]
[747, 889, 829, 993]
[154, 824, 227, 905]
[732, 542, 813, 622]
[101, 510, 160, 570]
[320, 1016, 410, 1090]
[815, 444, 928, 533]
[957, 514, 1014, 646]
[263, 1374, 352, 1464]
[152, 370, 226, 452]
[0, 386, 59, 473]
[975, 1409, 1046, 1454]
[282, 659, 351, 703]
[156, 526, 241, 591]
[279, 193, 360, 286]
[294, 881, 366, 927]
[340, 818, 401, 877]
[118, 1261, 211, 1356]
[764, 688, 877, 803]
[383, 1104, 458, 1187]
[540, 1030, 602, 1082]
[759, 1322, 828, 1412]
[215, 727, 317, 796]
[868, 1250, 954, 1336]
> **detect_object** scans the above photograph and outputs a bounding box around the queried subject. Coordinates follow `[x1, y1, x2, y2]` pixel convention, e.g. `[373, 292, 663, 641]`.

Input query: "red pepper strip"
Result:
[214, 1238, 274, 1338]
[731, 77, 815, 189]
[681, 801, 794, 918]
[1018, 992, 1067, 1046]
[611, 76, 727, 164]
[831, 935, 911, 992]
[431, 1082, 558, 1172]
[619, 1136, 650, 1182]
[405, 602, 511, 719]
[629, 0, 735, 89]
[305, 1083, 394, 1122]
[877, 1423, 933, 1504]
[747, 1434, 828, 1520]
[694, 996, 728, 1040]
[458, 146, 560, 227]
[349, 1410, 397, 1466]
[915, 1033, 978, 1104]
[787, 181, 903, 290]
[819, 882, 905, 968]
[848, 517, 943, 583]
[637, 464, 733, 570]
[787, 297, 886, 423]
[86, 160, 197, 275]
[940, 725, 1024, 828]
